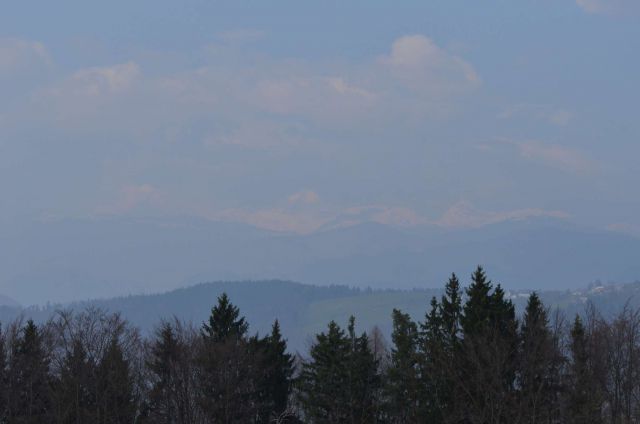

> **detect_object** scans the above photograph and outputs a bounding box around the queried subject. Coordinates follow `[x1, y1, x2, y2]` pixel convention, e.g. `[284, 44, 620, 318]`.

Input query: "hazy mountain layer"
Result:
[2, 216, 640, 304]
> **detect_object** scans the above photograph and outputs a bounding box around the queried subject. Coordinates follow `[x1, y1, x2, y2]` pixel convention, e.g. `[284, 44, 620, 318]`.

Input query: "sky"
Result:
[1, 0, 639, 235]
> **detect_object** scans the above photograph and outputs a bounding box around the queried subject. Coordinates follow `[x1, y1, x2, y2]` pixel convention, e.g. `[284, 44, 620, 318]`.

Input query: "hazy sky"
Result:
[1, 0, 639, 235]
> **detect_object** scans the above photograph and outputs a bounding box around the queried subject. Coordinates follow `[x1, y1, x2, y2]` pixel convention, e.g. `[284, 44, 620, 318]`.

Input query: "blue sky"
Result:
[1, 0, 639, 234]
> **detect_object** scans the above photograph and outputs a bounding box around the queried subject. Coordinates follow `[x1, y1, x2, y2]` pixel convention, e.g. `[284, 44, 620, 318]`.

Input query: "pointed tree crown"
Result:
[462, 267, 516, 336]
[461, 266, 493, 334]
[522, 292, 548, 335]
[202, 293, 248, 343]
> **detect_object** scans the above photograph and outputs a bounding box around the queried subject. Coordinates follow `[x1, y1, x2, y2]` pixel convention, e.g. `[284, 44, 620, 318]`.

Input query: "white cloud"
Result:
[32, 62, 148, 135]
[436, 201, 570, 228]
[577, 0, 605, 13]
[217, 29, 266, 43]
[576, 0, 639, 14]
[371, 207, 427, 227]
[65, 62, 140, 96]
[204, 121, 307, 149]
[253, 75, 377, 125]
[210, 200, 570, 234]
[97, 184, 164, 214]
[1, 35, 486, 224]
[19, 34, 478, 144]
[340, 205, 429, 227]
[606, 223, 640, 237]
[378, 35, 480, 93]
[288, 190, 320, 205]
[549, 110, 572, 126]
[516, 141, 597, 174]
[210, 200, 430, 234]
[250, 35, 478, 126]
[485, 139, 597, 175]
[498, 104, 572, 126]
[328, 77, 375, 99]
[0, 38, 50, 75]
[214, 207, 327, 234]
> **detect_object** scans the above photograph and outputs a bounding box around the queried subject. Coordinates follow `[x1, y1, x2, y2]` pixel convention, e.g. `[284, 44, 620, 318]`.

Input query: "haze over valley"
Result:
[2, 214, 640, 305]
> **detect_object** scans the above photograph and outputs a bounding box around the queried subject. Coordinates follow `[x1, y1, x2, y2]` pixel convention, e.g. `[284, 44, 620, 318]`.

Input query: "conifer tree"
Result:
[517, 293, 560, 423]
[256, 320, 294, 422]
[491, 284, 518, 339]
[440, 273, 462, 348]
[0, 324, 7, 422]
[201, 292, 248, 343]
[385, 309, 421, 423]
[8, 319, 53, 424]
[419, 297, 446, 423]
[198, 293, 258, 423]
[146, 322, 196, 424]
[298, 320, 351, 423]
[96, 338, 136, 424]
[55, 339, 97, 423]
[461, 266, 494, 336]
[298, 317, 381, 423]
[460, 267, 518, 341]
[436, 273, 464, 420]
[147, 323, 178, 422]
[568, 315, 603, 424]
[458, 268, 518, 423]
[490, 285, 519, 384]
[346, 316, 381, 423]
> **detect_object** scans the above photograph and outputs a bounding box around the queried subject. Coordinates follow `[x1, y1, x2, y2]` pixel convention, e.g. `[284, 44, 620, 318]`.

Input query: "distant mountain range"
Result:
[1, 279, 639, 353]
[1, 215, 640, 305]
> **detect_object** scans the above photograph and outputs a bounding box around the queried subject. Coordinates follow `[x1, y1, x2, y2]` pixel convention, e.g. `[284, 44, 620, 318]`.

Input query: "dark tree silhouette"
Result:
[8, 319, 53, 424]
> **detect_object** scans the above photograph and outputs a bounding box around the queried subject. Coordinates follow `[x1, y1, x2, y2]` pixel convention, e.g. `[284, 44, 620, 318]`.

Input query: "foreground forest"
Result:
[1, 267, 640, 423]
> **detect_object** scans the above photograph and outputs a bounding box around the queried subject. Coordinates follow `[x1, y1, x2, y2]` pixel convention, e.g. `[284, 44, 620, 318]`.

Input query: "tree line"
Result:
[0, 266, 639, 423]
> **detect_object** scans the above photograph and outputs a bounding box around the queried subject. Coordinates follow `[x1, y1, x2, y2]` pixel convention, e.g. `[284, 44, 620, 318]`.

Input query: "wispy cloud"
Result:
[0, 35, 586, 233]
[288, 190, 320, 206]
[339, 205, 429, 228]
[378, 35, 480, 94]
[205, 199, 568, 234]
[498, 104, 572, 126]
[216, 29, 266, 43]
[436, 201, 570, 228]
[576, 0, 639, 14]
[20, 34, 479, 146]
[36, 62, 146, 134]
[516, 141, 597, 174]
[97, 184, 164, 214]
[0, 38, 50, 75]
[252, 75, 377, 125]
[203, 121, 308, 150]
[606, 223, 640, 237]
[214, 207, 327, 234]
[204, 194, 432, 234]
[66, 62, 140, 96]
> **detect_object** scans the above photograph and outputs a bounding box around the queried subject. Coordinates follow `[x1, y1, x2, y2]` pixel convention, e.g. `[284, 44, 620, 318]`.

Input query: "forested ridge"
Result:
[1, 267, 640, 423]
[4, 278, 639, 354]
